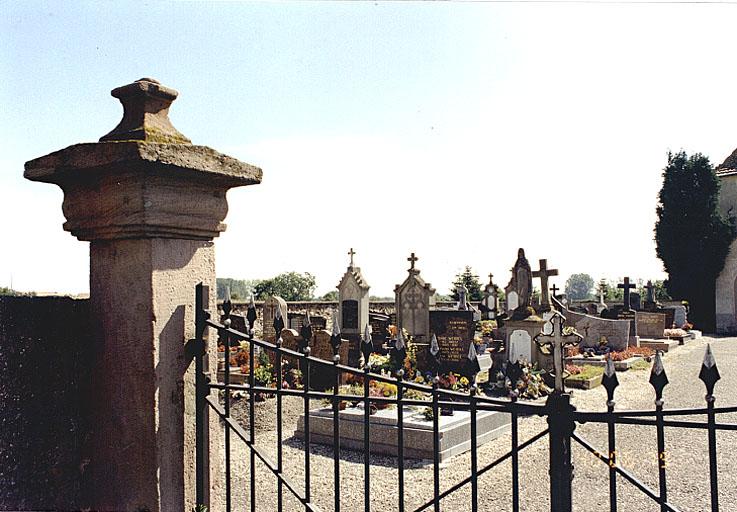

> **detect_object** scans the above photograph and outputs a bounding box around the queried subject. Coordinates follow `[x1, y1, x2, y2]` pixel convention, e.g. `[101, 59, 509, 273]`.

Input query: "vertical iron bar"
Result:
[470, 386, 478, 512]
[547, 392, 574, 512]
[655, 399, 667, 512]
[249, 338, 256, 512]
[397, 371, 405, 512]
[364, 366, 371, 512]
[195, 283, 209, 510]
[432, 380, 440, 512]
[224, 324, 232, 512]
[304, 348, 311, 510]
[276, 338, 284, 512]
[511, 394, 519, 512]
[706, 395, 719, 512]
[607, 399, 617, 512]
[333, 355, 341, 512]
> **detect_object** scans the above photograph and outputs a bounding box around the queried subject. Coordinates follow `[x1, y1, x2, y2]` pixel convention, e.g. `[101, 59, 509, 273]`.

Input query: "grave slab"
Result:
[296, 405, 510, 462]
[639, 339, 679, 353]
[565, 356, 643, 371]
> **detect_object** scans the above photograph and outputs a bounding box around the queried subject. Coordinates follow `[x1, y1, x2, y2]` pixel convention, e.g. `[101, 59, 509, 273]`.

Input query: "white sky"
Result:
[2, 1, 737, 297]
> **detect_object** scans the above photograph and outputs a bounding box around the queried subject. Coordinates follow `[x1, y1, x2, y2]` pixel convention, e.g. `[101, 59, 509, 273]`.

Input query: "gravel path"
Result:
[213, 336, 737, 511]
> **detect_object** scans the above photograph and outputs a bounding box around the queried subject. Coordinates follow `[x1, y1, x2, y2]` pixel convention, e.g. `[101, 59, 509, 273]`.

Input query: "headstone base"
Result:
[296, 405, 510, 463]
[639, 339, 679, 352]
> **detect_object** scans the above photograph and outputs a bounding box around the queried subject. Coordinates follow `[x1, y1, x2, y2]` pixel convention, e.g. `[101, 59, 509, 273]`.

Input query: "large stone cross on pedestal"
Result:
[534, 312, 582, 393]
[533, 259, 559, 313]
[348, 247, 356, 268]
[618, 276, 636, 312]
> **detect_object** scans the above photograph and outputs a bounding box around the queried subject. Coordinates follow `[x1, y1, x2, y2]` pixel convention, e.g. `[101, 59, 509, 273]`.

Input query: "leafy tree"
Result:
[655, 151, 736, 330]
[321, 290, 338, 301]
[653, 280, 671, 301]
[565, 273, 594, 300]
[217, 278, 257, 301]
[450, 266, 483, 301]
[253, 272, 316, 301]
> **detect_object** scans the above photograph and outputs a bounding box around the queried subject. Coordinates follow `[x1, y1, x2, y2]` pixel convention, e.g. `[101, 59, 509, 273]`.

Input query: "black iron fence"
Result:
[192, 284, 737, 512]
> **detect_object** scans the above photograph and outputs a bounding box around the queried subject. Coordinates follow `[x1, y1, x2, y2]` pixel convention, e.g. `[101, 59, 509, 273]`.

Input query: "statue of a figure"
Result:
[514, 248, 532, 307]
[457, 284, 468, 310]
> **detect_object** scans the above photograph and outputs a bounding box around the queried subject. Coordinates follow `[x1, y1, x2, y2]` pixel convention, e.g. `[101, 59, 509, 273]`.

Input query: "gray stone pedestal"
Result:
[25, 78, 262, 512]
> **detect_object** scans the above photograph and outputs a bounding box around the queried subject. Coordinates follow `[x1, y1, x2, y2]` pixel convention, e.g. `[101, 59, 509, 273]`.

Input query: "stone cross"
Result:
[408, 252, 418, 271]
[534, 312, 581, 393]
[533, 259, 558, 312]
[599, 279, 607, 306]
[618, 277, 636, 312]
[488, 273, 494, 284]
[348, 248, 356, 268]
[645, 280, 655, 303]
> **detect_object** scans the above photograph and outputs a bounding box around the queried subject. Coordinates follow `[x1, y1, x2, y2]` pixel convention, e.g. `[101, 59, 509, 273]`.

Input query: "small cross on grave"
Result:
[488, 273, 494, 285]
[644, 280, 655, 303]
[533, 259, 559, 312]
[598, 279, 607, 305]
[408, 252, 418, 272]
[550, 284, 560, 303]
[618, 277, 636, 312]
[348, 248, 356, 268]
[534, 312, 582, 393]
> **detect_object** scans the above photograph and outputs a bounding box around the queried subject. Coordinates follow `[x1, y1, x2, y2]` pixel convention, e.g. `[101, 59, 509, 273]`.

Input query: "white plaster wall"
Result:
[716, 174, 737, 334]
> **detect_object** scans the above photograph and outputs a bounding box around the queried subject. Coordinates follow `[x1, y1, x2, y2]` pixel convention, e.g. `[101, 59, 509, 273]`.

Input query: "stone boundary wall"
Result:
[0, 296, 91, 511]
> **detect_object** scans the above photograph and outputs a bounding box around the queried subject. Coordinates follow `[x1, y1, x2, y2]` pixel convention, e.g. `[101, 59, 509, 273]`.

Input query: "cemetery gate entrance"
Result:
[192, 284, 737, 511]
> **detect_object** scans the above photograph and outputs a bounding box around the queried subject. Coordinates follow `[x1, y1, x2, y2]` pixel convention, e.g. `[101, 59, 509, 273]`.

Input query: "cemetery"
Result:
[1, 74, 735, 512]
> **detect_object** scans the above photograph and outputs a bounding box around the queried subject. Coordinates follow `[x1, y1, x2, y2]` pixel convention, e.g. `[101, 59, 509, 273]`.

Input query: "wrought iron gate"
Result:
[192, 284, 737, 512]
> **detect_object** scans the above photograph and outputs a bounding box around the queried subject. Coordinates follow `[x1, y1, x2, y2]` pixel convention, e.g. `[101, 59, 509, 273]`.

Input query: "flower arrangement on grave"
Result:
[505, 361, 551, 400]
[480, 320, 495, 337]
[230, 346, 249, 368]
[606, 346, 654, 362]
[664, 328, 689, 338]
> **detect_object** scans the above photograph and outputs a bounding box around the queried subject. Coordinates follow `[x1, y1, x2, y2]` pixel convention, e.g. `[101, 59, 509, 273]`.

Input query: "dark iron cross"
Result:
[550, 284, 560, 300]
[533, 259, 559, 311]
[618, 277, 636, 312]
[534, 312, 582, 392]
[348, 248, 356, 267]
[408, 252, 418, 271]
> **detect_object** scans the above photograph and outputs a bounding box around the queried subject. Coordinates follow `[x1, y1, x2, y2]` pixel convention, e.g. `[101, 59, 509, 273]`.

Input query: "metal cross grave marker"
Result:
[534, 311, 582, 393]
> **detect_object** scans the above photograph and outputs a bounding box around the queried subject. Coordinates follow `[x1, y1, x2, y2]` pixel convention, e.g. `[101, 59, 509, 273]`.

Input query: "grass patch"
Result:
[566, 365, 604, 381]
[630, 360, 651, 371]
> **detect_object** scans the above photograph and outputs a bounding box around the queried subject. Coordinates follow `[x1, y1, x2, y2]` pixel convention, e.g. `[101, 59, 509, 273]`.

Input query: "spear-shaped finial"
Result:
[699, 344, 721, 397]
[246, 295, 257, 337]
[273, 306, 285, 342]
[222, 286, 232, 317]
[330, 310, 341, 355]
[361, 324, 373, 367]
[649, 351, 669, 401]
[601, 357, 619, 403]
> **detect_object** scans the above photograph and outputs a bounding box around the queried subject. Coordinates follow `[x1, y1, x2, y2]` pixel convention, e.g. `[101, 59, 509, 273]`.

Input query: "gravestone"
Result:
[395, 253, 435, 344]
[429, 310, 475, 372]
[369, 311, 390, 347]
[337, 248, 370, 334]
[481, 274, 498, 320]
[672, 305, 687, 327]
[310, 330, 349, 389]
[636, 311, 666, 339]
[263, 296, 288, 342]
[509, 330, 532, 363]
[630, 292, 642, 311]
[565, 309, 631, 351]
[337, 248, 370, 365]
[288, 313, 327, 332]
[269, 328, 301, 369]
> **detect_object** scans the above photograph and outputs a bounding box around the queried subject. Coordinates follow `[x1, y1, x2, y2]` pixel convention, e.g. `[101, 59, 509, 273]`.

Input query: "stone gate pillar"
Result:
[24, 78, 262, 511]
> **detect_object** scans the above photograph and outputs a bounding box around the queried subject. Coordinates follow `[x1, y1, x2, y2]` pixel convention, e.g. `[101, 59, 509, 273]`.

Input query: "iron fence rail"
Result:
[193, 283, 737, 512]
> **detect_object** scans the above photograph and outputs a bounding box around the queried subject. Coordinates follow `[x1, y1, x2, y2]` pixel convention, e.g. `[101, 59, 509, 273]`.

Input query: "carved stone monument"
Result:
[337, 248, 370, 365]
[263, 295, 288, 342]
[395, 253, 436, 344]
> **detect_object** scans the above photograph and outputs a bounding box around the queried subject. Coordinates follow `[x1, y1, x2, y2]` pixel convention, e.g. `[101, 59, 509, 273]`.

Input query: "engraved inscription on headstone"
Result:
[636, 311, 666, 339]
[429, 310, 474, 369]
[509, 330, 532, 363]
[341, 300, 358, 330]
